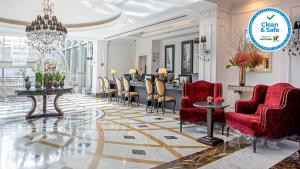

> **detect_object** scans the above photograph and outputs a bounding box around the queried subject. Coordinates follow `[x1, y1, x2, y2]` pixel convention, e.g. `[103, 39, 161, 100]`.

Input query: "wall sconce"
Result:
[87, 57, 93, 61]
[194, 36, 210, 62]
[283, 21, 300, 56]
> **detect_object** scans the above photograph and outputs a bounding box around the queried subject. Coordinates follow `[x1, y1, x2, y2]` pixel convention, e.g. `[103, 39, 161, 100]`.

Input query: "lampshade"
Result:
[129, 68, 137, 74]
[110, 69, 118, 74]
[158, 68, 168, 75]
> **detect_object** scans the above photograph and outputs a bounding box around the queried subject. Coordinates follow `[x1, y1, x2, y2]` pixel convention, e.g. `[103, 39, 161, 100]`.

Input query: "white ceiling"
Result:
[0, 0, 218, 39]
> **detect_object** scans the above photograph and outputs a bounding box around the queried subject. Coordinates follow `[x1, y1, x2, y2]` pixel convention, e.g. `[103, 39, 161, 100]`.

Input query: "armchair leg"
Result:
[137, 96, 139, 106]
[150, 100, 154, 113]
[146, 103, 148, 111]
[173, 101, 176, 114]
[180, 121, 183, 132]
[221, 123, 225, 135]
[162, 103, 165, 115]
[253, 137, 257, 153]
[226, 126, 230, 137]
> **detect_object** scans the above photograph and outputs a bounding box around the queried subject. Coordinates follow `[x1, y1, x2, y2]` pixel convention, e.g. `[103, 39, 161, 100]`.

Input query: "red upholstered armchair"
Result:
[179, 80, 225, 132]
[226, 83, 300, 153]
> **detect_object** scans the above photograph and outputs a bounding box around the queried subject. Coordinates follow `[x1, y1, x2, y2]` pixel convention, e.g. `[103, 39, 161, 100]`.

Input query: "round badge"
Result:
[248, 7, 292, 51]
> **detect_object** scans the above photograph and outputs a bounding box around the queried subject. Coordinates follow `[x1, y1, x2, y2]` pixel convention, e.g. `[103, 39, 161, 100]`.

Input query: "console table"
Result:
[15, 88, 73, 119]
[227, 85, 254, 94]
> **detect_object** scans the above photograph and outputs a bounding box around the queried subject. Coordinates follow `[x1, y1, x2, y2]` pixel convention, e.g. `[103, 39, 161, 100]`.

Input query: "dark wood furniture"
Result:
[15, 88, 73, 119]
[193, 101, 229, 146]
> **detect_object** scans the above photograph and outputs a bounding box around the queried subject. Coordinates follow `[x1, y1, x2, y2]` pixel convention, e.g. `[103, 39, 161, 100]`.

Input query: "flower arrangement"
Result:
[44, 72, 54, 89]
[226, 33, 264, 86]
[226, 38, 264, 69]
[28, 58, 66, 89]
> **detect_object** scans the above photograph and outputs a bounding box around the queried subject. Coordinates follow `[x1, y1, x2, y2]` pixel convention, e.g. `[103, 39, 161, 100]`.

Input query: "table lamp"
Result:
[158, 68, 168, 82]
[129, 68, 138, 80]
[110, 69, 118, 79]
[158, 68, 168, 76]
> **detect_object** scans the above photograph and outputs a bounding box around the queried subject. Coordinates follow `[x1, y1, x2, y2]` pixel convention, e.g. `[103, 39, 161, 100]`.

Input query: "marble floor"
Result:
[0, 94, 298, 169]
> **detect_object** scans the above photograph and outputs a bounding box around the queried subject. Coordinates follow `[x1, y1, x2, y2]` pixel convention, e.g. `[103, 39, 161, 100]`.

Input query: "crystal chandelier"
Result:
[25, 0, 67, 53]
[283, 21, 300, 56]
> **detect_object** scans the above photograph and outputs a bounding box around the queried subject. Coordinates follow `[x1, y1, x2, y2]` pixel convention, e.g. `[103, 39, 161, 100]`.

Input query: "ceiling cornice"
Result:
[0, 13, 121, 29]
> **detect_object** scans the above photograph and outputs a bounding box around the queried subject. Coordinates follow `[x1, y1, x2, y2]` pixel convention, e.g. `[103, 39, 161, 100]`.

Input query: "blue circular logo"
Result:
[248, 7, 292, 51]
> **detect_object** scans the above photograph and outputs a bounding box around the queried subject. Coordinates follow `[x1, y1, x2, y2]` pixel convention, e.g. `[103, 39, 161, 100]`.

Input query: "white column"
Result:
[92, 40, 108, 94]
[198, 9, 217, 82]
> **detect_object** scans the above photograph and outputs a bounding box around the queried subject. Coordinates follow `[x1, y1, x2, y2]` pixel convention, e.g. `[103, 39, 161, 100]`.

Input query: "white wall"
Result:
[107, 39, 136, 78]
[159, 34, 199, 75]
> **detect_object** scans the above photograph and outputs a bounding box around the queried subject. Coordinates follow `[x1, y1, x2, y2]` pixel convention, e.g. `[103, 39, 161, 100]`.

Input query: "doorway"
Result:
[138, 55, 147, 74]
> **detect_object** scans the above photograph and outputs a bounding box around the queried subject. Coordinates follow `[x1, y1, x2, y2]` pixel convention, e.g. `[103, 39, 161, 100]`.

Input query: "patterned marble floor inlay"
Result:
[132, 149, 146, 155]
[0, 94, 298, 169]
[164, 136, 178, 139]
[124, 135, 136, 139]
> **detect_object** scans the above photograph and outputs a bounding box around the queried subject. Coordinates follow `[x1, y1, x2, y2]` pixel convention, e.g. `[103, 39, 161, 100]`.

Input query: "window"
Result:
[0, 35, 39, 97]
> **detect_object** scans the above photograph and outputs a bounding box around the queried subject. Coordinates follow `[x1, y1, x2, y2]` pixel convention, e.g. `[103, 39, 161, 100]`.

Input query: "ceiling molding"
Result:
[0, 13, 121, 29]
[104, 15, 188, 39]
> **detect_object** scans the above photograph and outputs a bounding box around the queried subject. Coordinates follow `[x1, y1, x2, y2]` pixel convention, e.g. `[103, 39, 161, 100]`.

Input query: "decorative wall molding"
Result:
[199, 8, 218, 19]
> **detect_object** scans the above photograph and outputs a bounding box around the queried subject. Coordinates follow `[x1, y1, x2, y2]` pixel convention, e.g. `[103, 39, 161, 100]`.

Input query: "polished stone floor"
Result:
[0, 94, 298, 169]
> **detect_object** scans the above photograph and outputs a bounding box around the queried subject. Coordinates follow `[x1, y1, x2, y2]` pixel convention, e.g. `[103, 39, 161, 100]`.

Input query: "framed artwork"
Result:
[181, 40, 193, 74]
[243, 29, 272, 72]
[165, 45, 175, 73]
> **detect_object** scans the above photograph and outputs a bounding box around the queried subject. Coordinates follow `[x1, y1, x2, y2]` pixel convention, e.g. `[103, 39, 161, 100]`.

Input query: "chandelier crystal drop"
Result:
[25, 0, 67, 53]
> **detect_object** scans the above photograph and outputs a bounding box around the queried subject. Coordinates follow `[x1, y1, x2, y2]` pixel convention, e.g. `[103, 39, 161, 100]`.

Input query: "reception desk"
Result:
[111, 80, 183, 111]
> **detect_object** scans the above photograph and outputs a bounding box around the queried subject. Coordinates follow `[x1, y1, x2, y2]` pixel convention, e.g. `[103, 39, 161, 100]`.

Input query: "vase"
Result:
[239, 67, 246, 86]
[60, 81, 64, 88]
[25, 82, 31, 90]
[35, 81, 42, 89]
[54, 81, 60, 88]
[46, 82, 53, 89]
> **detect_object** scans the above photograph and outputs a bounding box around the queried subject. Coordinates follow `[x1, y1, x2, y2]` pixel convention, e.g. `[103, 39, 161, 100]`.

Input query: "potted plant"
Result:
[35, 71, 43, 89]
[227, 35, 264, 86]
[44, 72, 54, 89]
[60, 75, 65, 88]
[54, 72, 61, 88]
[24, 75, 31, 90]
[18, 68, 31, 90]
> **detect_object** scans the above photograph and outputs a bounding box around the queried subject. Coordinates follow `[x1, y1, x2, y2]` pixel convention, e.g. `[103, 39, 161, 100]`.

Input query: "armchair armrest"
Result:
[235, 100, 260, 114]
[235, 85, 268, 114]
[181, 96, 190, 109]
